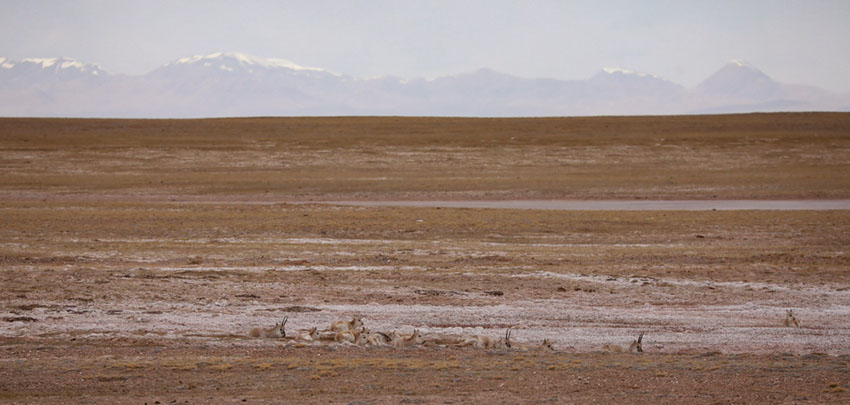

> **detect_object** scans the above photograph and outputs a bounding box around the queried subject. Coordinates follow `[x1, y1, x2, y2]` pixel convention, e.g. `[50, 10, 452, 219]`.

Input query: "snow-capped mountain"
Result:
[0, 57, 113, 117]
[697, 60, 783, 101]
[1, 53, 848, 117]
[590, 67, 683, 95]
[689, 60, 849, 113]
[133, 52, 349, 116]
[0, 57, 107, 82]
[150, 52, 338, 79]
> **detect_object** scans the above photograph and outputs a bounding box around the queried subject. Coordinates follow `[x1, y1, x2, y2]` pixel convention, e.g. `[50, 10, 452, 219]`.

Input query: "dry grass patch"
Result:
[2, 114, 849, 200]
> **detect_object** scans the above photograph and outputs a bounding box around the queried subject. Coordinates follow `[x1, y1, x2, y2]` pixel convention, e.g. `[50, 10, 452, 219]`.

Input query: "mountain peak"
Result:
[697, 60, 782, 100]
[719, 59, 770, 76]
[589, 67, 682, 96]
[599, 67, 657, 79]
[3, 54, 847, 117]
[728, 59, 752, 68]
[167, 52, 330, 74]
[701, 61, 772, 83]
[0, 56, 106, 77]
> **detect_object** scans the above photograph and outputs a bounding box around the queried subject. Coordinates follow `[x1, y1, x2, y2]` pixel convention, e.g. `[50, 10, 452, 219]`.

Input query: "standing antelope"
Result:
[455, 329, 512, 349]
[249, 317, 287, 338]
[603, 332, 643, 353]
[331, 316, 364, 332]
[784, 310, 801, 328]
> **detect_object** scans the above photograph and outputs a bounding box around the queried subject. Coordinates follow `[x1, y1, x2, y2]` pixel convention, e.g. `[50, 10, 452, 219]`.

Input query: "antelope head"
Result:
[277, 317, 288, 337]
[634, 332, 644, 353]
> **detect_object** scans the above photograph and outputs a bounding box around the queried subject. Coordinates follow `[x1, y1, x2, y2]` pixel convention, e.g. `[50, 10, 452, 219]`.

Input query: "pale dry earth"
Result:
[2, 114, 850, 403]
[321, 199, 850, 210]
[3, 201, 850, 403]
[3, 228, 850, 355]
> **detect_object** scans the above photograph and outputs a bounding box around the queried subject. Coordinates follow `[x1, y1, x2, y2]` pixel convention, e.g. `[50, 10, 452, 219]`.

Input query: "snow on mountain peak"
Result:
[171, 52, 329, 74]
[23, 57, 59, 69]
[601, 67, 658, 79]
[0, 57, 15, 69]
[730, 59, 748, 67]
[602, 67, 634, 75]
[3, 57, 107, 76]
[264, 57, 325, 72]
[697, 60, 781, 100]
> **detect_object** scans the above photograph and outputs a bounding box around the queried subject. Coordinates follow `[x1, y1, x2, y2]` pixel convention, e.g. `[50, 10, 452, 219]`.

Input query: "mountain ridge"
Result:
[2, 53, 848, 117]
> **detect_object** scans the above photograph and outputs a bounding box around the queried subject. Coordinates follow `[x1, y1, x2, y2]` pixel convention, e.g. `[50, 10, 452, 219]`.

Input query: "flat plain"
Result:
[1, 113, 850, 403]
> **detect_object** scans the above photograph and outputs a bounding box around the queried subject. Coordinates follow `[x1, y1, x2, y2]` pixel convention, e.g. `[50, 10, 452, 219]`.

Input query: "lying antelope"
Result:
[362, 329, 392, 346]
[536, 339, 555, 353]
[427, 335, 466, 347]
[335, 328, 364, 345]
[331, 316, 364, 332]
[784, 309, 801, 328]
[455, 329, 512, 349]
[602, 332, 643, 353]
[249, 317, 287, 338]
[505, 336, 556, 353]
[392, 329, 425, 348]
[290, 326, 319, 342]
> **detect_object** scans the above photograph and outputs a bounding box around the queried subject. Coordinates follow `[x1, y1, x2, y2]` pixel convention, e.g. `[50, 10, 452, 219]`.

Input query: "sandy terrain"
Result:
[2, 114, 850, 403]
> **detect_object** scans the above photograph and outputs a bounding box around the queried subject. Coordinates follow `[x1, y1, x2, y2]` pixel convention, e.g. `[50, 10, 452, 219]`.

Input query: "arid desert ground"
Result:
[1, 113, 850, 403]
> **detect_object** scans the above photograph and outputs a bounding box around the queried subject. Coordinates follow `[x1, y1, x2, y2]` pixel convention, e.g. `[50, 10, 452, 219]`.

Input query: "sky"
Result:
[2, 0, 850, 92]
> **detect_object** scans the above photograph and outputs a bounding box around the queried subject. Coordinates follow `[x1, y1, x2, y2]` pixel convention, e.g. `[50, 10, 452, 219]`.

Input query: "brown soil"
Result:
[1, 114, 850, 403]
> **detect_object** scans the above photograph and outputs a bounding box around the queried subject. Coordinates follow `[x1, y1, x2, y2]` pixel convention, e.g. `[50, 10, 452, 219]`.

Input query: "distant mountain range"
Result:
[2, 53, 849, 117]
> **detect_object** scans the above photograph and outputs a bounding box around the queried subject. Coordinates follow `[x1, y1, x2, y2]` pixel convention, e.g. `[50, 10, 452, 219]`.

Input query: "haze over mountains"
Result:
[2, 52, 848, 118]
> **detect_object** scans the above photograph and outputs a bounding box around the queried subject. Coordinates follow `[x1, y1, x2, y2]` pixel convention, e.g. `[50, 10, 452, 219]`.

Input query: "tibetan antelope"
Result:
[331, 316, 364, 332]
[602, 332, 643, 353]
[784, 309, 801, 328]
[249, 317, 287, 338]
[291, 326, 319, 342]
[362, 329, 392, 346]
[392, 329, 425, 348]
[335, 328, 364, 345]
[536, 339, 555, 353]
[456, 329, 512, 349]
[427, 335, 466, 347]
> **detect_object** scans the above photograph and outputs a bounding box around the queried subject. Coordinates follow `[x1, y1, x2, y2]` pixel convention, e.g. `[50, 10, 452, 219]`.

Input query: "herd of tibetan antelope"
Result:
[249, 310, 803, 353]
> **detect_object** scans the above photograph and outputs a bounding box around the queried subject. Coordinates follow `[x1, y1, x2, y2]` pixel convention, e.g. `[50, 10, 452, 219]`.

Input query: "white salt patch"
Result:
[5, 296, 849, 354]
[155, 265, 423, 272]
[282, 238, 395, 245]
[512, 271, 850, 296]
[486, 242, 682, 248]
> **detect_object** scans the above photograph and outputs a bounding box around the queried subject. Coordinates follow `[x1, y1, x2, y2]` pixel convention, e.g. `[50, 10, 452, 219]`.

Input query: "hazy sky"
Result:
[3, 0, 850, 91]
